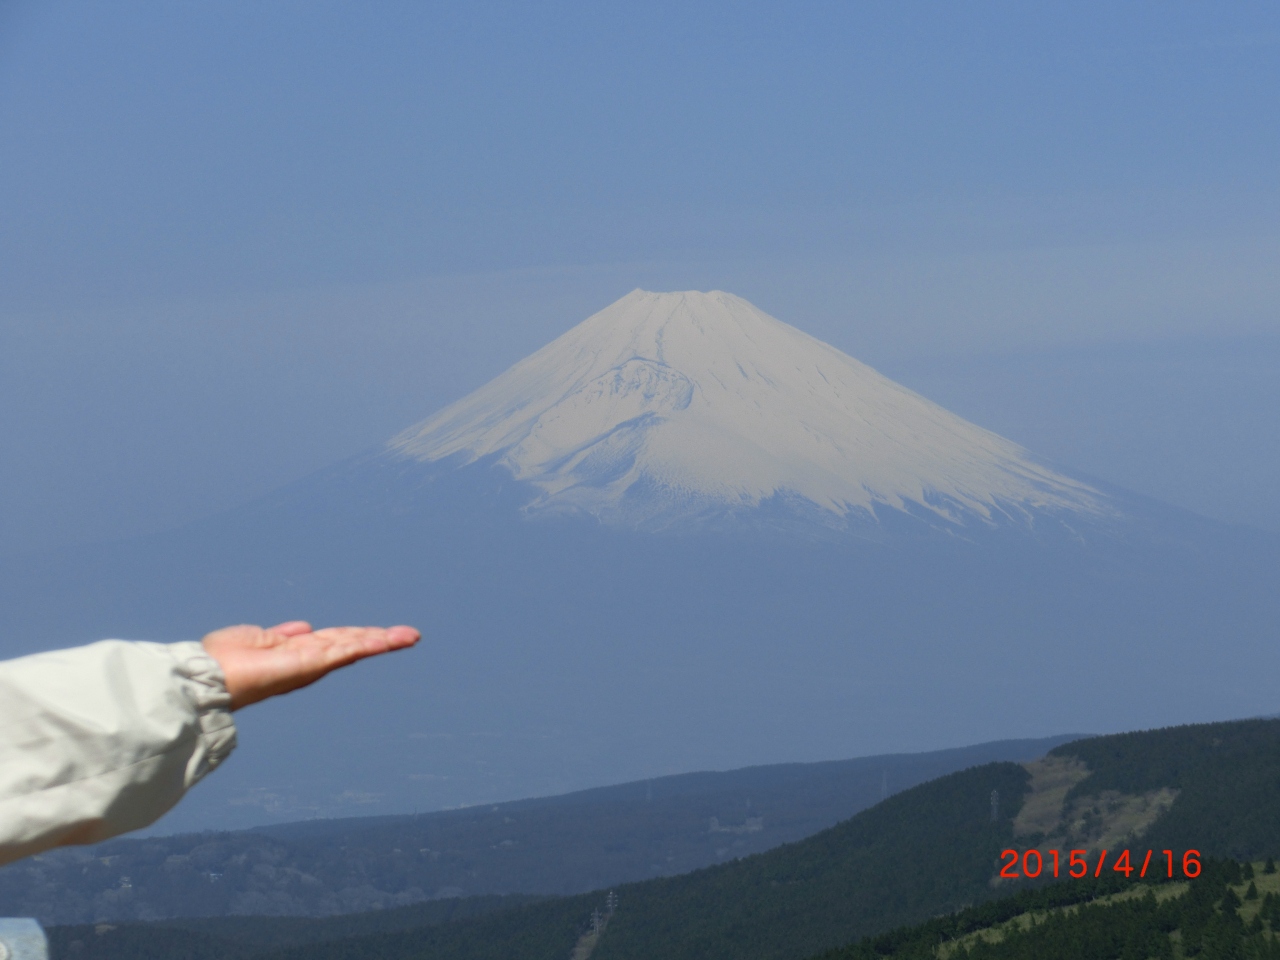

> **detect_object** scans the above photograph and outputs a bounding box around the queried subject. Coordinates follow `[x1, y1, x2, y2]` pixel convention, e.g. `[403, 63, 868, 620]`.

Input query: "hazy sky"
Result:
[2, 1, 1279, 553]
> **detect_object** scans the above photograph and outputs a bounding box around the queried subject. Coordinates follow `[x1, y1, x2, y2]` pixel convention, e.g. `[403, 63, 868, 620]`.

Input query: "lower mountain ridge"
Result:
[41, 716, 1280, 960]
[0, 736, 1072, 924]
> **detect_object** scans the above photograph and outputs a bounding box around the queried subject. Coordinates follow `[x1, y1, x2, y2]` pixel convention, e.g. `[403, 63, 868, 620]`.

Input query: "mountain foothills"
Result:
[43, 718, 1280, 960]
[1, 290, 1278, 827]
[0, 737, 1073, 923]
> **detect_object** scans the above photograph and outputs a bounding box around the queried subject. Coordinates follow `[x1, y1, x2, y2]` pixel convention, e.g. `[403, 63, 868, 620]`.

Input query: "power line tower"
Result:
[990, 789, 1000, 822]
[606, 891, 618, 916]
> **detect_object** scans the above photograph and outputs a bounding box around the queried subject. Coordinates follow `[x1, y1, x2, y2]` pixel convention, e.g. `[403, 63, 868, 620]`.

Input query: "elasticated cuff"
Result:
[168, 641, 238, 789]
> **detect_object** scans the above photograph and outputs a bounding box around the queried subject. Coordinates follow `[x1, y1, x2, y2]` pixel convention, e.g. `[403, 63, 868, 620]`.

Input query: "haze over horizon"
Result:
[4, 284, 1276, 833]
[2, 2, 1279, 556]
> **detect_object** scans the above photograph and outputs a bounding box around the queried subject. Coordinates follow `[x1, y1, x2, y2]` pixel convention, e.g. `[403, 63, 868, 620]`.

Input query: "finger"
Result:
[385, 625, 421, 647]
[307, 626, 419, 670]
[269, 620, 313, 636]
[312, 625, 419, 649]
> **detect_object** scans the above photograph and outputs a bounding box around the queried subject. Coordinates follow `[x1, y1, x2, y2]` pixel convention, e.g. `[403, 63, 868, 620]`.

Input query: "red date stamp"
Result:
[999, 848, 1201, 880]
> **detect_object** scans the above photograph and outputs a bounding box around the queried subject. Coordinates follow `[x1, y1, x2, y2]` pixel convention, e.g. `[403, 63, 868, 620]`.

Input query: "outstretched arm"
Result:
[0, 621, 419, 866]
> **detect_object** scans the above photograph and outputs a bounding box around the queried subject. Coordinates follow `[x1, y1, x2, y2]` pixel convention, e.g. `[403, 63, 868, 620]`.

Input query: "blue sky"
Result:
[2, 0, 1279, 552]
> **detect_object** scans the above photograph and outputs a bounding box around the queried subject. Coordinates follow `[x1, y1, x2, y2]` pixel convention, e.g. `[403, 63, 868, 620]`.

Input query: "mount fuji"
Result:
[2, 291, 1277, 832]
[389, 290, 1107, 532]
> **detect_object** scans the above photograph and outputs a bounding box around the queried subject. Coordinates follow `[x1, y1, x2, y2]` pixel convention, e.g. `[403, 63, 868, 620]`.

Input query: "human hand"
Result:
[201, 621, 420, 710]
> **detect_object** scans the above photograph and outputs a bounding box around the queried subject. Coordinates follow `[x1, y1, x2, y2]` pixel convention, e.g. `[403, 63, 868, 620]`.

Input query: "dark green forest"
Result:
[589, 763, 1032, 960]
[1050, 719, 1280, 860]
[50, 895, 594, 960]
[44, 718, 1280, 960]
[5, 736, 1070, 924]
[821, 858, 1280, 959]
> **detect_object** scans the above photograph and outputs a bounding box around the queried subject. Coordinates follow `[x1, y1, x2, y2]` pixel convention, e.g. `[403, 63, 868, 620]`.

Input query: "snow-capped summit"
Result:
[389, 290, 1108, 528]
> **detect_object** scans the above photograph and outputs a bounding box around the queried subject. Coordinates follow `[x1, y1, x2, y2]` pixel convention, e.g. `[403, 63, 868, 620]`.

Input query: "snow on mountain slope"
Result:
[389, 290, 1110, 528]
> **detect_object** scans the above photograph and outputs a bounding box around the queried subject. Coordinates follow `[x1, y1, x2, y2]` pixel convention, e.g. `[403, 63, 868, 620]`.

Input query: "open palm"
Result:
[201, 620, 420, 710]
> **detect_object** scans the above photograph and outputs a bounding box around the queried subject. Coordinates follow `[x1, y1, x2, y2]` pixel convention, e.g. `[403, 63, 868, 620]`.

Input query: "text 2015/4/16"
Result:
[999, 849, 1202, 880]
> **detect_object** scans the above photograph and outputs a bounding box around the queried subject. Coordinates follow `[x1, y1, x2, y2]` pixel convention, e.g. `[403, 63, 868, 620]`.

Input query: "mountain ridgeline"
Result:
[43, 717, 1280, 960]
[2, 290, 1277, 832]
[0, 736, 1074, 924]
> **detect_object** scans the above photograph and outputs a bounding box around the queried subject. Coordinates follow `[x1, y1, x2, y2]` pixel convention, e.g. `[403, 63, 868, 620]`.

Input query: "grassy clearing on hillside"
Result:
[939, 882, 1191, 957]
[1052, 719, 1280, 860]
[822, 859, 1280, 959]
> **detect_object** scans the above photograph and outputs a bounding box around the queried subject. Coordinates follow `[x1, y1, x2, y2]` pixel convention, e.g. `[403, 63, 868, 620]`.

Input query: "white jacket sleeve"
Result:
[0, 640, 237, 866]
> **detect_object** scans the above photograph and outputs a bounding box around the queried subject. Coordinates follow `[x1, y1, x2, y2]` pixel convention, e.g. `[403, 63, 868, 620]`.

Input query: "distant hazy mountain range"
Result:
[1, 290, 1277, 830]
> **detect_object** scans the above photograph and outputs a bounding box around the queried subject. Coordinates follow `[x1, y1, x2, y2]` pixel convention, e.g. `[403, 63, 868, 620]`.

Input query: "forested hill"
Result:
[51, 763, 1034, 960]
[45, 717, 1280, 960]
[817, 858, 1280, 959]
[584, 718, 1280, 960]
[1, 734, 1073, 924]
[1047, 717, 1280, 860]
